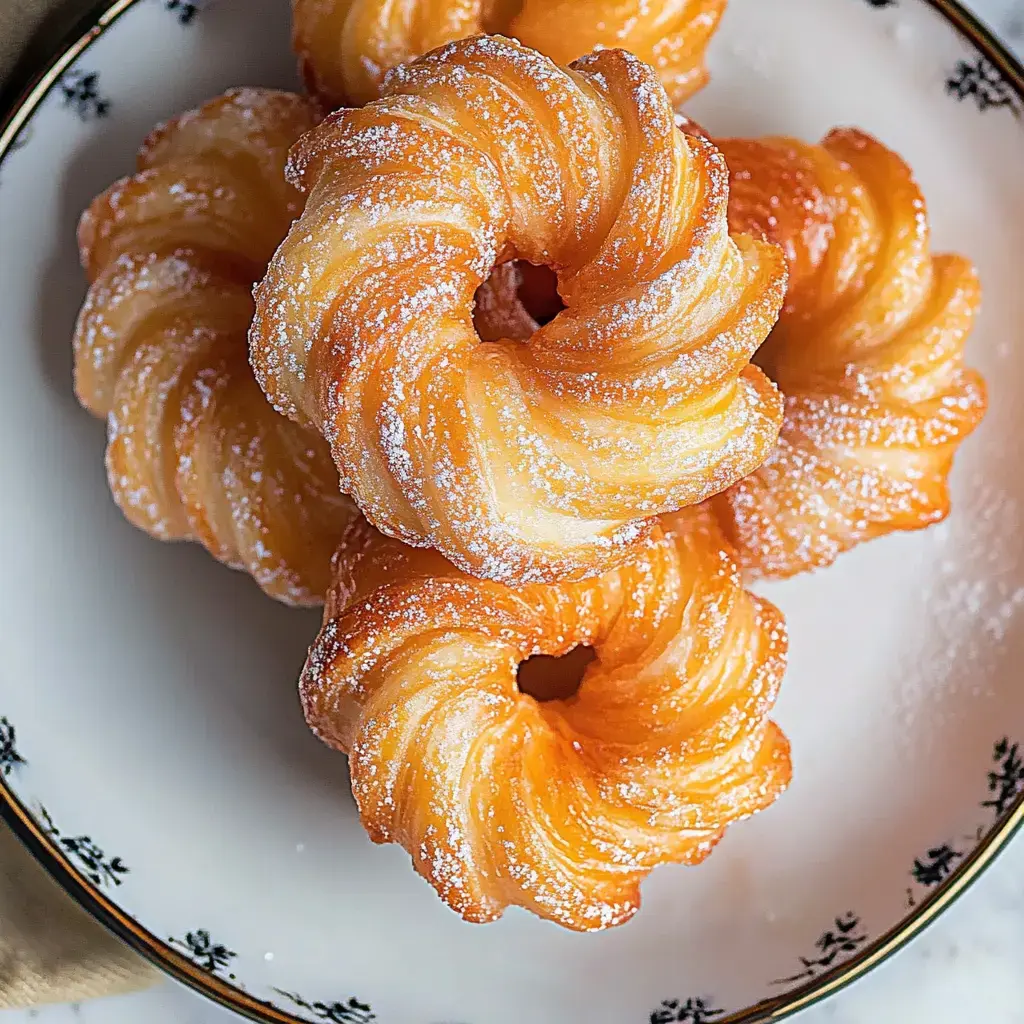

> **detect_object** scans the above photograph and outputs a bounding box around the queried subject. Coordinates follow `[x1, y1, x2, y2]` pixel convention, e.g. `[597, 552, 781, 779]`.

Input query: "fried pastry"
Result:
[292, 0, 726, 109]
[302, 505, 791, 931]
[251, 36, 786, 585]
[709, 129, 987, 578]
[74, 88, 357, 605]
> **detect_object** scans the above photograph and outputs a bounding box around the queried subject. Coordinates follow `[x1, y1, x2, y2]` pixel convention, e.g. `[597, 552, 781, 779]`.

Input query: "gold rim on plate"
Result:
[0, 2, 1022, 1021]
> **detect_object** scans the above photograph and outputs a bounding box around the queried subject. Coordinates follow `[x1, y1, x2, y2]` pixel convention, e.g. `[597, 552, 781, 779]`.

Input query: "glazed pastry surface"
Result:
[302, 505, 791, 930]
[711, 129, 987, 578]
[479, 126, 988, 579]
[292, 0, 726, 108]
[75, 88, 357, 605]
[251, 36, 786, 584]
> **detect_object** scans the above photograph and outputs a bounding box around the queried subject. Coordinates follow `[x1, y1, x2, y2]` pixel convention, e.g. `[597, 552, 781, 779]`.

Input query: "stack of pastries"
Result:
[72, 1, 986, 931]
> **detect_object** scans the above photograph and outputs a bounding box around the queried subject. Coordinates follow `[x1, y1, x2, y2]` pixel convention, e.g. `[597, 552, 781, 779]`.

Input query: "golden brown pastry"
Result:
[710, 129, 987, 578]
[474, 128, 988, 579]
[302, 505, 791, 931]
[74, 88, 357, 605]
[251, 36, 786, 585]
[292, 0, 727, 109]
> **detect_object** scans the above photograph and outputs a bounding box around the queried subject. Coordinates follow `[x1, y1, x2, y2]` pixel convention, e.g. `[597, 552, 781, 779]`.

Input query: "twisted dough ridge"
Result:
[709, 129, 987, 578]
[74, 88, 357, 605]
[302, 505, 791, 930]
[252, 36, 786, 584]
[293, 0, 726, 108]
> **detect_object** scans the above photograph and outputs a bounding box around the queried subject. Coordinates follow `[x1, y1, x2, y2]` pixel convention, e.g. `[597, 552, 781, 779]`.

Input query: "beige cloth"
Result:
[0, 827, 156, 1006]
[0, 0, 157, 1007]
[1, 0, 71, 91]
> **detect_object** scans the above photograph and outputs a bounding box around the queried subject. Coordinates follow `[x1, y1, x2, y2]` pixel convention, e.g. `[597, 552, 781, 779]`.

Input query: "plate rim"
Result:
[1, 1, 1023, 1021]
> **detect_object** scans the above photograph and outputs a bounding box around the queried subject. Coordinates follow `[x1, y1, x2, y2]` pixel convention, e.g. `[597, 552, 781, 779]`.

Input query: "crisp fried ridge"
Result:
[711, 129, 987, 578]
[74, 89, 358, 605]
[292, 0, 726, 108]
[251, 37, 786, 584]
[302, 505, 791, 930]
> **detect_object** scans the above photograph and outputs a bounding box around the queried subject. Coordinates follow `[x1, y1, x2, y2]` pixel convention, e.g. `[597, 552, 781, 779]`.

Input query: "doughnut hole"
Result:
[516, 645, 596, 703]
[511, 261, 563, 326]
[473, 260, 564, 342]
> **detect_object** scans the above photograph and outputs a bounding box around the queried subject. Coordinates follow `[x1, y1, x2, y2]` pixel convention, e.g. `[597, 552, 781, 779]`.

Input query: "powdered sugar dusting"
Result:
[73, 88, 356, 606]
[300, 507, 788, 931]
[250, 35, 786, 584]
[712, 130, 986, 581]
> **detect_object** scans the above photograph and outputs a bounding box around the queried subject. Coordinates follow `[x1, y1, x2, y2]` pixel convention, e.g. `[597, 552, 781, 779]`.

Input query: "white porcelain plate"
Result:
[1, 1, 1023, 1022]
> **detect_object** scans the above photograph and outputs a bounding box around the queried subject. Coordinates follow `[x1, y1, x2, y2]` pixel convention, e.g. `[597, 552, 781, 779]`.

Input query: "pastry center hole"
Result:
[474, 261, 566, 343]
[513, 261, 564, 326]
[516, 645, 595, 703]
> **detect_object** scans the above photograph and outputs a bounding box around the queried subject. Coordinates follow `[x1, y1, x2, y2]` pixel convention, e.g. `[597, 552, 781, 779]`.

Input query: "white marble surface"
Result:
[4, 1, 1024, 1022]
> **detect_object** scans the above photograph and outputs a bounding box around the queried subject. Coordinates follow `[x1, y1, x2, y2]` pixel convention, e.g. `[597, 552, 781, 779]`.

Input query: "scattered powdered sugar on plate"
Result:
[890, 476, 1024, 750]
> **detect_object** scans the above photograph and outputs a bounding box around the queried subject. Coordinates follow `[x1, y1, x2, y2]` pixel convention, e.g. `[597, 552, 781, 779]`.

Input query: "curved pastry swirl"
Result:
[302, 506, 791, 931]
[292, 0, 727, 109]
[251, 36, 786, 584]
[709, 129, 987, 578]
[74, 88, 357, 605]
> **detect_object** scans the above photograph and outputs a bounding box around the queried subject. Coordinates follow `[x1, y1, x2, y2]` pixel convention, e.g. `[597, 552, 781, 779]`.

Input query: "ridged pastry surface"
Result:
[251, 36, 786, 585]
[292, 0, 726, 108]
[710, 129, 987, 578]
[302, 505, 791, 931]
[74, 88, 358, 605]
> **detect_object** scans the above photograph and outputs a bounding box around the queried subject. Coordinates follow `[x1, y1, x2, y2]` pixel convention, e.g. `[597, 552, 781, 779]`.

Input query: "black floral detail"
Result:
[169, 930, 237, 979]
[912, 843, 963, 886]
[946, 58, 1021, 117]
[650, 996, 725, 1023]
[274, 989, 375, 1023]
[982, 738, 1024, 815]
[772, 913, 866, 985]
[862, 0, 897, 7]
[906, 736, 1024, 907]
[905, 842, 963, 906]
[38, 807, 128, 887]
[0, 718, 26, 775]
[58, 70, 110, 120]
[164, 0, 202, 23]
